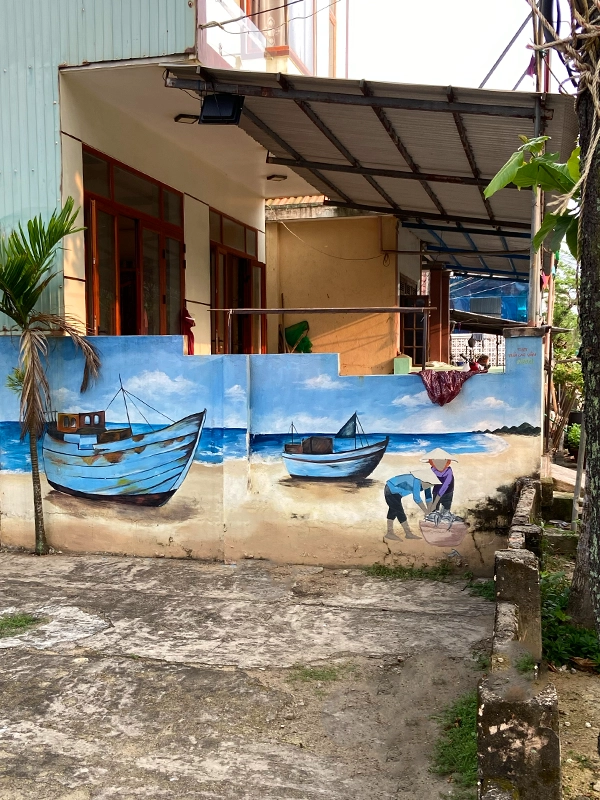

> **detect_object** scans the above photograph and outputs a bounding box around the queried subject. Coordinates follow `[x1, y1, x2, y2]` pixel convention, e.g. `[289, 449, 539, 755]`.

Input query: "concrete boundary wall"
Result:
[478, 479, 561, 800]
[0, 334, 543, 569]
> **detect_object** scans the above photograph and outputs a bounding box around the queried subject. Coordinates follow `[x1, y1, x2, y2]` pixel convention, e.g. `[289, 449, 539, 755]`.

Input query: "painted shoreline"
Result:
[0, 434, 539, 569]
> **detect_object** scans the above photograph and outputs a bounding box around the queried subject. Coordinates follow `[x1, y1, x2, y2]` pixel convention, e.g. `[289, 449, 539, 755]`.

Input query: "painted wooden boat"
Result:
[282, 438, 389, 479]
[43, 409, 205, 507]
[282, 413, 388, 480]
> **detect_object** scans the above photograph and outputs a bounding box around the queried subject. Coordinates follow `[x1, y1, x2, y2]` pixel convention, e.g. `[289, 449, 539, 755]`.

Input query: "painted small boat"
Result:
[43, 395, 205, 506]
[282, 413, 388, 480]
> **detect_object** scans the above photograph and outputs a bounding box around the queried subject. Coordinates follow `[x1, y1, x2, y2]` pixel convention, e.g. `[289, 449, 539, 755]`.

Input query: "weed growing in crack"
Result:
[286, 663, 357, 683]
[515, 654, 537, 675]
[473, 651, 490, 672]
[431, 690, 478, 799]
[466, 579, 495, 602]
[0, 613, 43, 638]
[366, 562, 453, 581]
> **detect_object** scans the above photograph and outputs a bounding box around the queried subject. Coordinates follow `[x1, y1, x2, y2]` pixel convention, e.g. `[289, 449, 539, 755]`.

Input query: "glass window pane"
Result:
[165, 238, 182, 335]
[223, 216, 245, 252]
[83, 151, 110, 198]
[210, 210, 221, 242]
[97, 211, 116, 335]
[142, 230, 161, 335]
[118, 216, 138, 335]
[114, 166, 160, 218]
[164, 189, 182, 227]
[246, 228, 257, 257]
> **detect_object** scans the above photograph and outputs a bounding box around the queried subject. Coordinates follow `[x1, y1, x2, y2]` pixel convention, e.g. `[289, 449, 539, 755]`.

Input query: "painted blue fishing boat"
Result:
[43, 386, 205, 507]
[282, 413, 388, 480]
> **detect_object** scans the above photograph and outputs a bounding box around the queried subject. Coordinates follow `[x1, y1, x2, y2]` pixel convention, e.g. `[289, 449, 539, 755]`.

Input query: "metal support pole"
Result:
[528, 96, 543, 324]
[572, 416, 586, 531]
[226, 310, 232, 354]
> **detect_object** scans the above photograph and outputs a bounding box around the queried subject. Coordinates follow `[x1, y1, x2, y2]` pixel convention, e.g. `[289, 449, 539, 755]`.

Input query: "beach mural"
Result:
[0, 333, 543, 568]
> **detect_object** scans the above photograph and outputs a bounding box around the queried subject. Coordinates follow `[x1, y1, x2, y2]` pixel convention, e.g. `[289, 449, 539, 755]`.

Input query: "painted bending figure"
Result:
[421, 448, 464, 526]
[384, 469, 441, 541]
[422, 448, 456, 512]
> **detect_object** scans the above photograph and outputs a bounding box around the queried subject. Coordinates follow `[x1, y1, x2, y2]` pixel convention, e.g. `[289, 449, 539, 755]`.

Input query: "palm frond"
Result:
[30, 313, 101, 392]
[6, 366, 25, 395]
[0, 198, 82, 325]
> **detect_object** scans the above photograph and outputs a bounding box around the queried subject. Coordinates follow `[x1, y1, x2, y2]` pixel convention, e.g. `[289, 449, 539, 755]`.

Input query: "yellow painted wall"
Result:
[267, 216, 400, 375]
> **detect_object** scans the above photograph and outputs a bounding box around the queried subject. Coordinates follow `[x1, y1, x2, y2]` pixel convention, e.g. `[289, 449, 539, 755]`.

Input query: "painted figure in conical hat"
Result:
[420, 448, 458, 513]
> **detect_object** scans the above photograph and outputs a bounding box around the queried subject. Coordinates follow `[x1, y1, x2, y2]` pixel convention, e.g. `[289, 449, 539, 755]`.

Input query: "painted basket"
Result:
[418, 520, 469, 548]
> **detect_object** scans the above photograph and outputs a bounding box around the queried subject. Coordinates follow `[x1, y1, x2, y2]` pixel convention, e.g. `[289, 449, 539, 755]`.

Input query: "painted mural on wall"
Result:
[0, 334, 543, 567]
[43, 383, 206, 506]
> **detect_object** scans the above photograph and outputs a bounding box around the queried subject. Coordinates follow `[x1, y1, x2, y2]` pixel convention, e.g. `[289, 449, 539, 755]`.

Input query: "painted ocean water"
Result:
[249, 431, 508, 460]
[0, 422, 506, 473]
[0, 422, 247, 472]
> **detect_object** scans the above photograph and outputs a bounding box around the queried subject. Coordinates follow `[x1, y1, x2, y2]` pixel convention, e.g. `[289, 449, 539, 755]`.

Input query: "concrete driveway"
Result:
[0, 554, 493, 799]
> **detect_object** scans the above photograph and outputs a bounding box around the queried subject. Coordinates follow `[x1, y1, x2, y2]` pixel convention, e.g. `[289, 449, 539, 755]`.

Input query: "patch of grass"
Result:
[515, 653, 536, 675]
[573, 753, 596, 770]
[467, 579, 495, 602]
[366, 561, 453, 581]
[431, 690, 478, 797]
[541, 571, 600, 671]
[286, 663, 355, 683]
[473, 651, 491, 672]
[0, 613, 42, 638]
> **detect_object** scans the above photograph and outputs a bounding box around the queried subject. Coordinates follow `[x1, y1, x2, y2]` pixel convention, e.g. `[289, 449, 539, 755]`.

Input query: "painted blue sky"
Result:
[0, 336, 542, 436]
[249, 351, 542, 435]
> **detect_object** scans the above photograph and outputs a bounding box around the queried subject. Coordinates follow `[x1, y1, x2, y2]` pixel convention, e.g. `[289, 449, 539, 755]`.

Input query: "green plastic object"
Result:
[285, 321, 312, 353]
[394, 355, 412, 374]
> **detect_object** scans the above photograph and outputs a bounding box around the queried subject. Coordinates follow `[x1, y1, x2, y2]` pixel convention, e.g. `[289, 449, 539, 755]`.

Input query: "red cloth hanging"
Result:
[419, 369, 475, 406]
[183, 307, 195, 355]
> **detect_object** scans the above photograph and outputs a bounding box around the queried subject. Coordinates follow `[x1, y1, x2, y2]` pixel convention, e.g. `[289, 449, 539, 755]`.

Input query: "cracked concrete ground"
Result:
[0, 554, 493, 799]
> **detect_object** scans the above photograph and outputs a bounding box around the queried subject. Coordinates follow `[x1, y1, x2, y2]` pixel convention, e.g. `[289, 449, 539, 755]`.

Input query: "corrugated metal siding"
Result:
[0, 0, 195, 322]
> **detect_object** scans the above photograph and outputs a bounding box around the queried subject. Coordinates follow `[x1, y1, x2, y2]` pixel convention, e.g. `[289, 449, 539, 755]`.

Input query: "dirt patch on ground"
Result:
[555, 671, 600, 798]
[0, 553, 494, 799]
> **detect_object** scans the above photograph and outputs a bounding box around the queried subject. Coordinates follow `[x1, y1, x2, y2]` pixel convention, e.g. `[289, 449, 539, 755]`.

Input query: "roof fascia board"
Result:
[165, 75, 550, 120]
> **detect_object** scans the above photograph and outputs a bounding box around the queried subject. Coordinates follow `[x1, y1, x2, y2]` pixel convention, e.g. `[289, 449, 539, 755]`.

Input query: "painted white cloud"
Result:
[480, 396, 510, 409]
[301, 374, 345, 390]
[51, 387, 85, 411]
[125, 371, 195, 397]
[391, 390, 430, 408]
[225, 384, 246, 400]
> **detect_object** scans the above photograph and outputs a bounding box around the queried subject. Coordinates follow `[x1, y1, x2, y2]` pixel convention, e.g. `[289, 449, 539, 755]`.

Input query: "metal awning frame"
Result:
[164, 67, 575, 280]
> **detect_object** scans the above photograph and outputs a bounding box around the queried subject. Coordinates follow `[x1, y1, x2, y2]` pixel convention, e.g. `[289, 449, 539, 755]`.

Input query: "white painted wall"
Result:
[184, 195, 211, 355]
[61, 133, 87, 331]
[397, 225, 422, 287]
[60, 71, 267, 351]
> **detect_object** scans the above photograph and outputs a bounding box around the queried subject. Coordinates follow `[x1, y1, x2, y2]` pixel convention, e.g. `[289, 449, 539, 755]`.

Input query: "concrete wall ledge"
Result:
[478, 679, 560, 800]
[478, 477, 560, 799]
[495, 549, 542, 663]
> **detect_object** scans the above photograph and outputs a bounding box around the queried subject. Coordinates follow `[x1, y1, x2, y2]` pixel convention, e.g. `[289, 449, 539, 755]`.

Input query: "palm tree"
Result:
[0, 198, 101, 555]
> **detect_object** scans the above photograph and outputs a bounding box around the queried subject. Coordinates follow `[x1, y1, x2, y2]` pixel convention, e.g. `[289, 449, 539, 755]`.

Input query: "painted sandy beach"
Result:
[1, 434, 539, 572]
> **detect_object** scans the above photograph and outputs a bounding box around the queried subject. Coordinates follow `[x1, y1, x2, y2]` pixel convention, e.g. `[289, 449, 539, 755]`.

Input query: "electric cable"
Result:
[275, 218, 384, 261]
[215, 0, 340, 36]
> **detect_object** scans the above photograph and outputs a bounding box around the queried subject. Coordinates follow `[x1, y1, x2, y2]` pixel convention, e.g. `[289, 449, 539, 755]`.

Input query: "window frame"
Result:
[83, 146, 185, 337]
[209, 208, 266, 355]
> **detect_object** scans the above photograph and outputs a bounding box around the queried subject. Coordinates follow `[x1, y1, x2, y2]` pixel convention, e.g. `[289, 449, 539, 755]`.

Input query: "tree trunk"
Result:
[28, 429, 48, 555]
[567, 486, 596, 627]
[576, 89, 600, 637]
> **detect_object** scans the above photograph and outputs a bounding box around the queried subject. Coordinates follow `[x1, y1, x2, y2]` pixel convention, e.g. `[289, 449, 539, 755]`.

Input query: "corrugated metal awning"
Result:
[164, 67, 578, 279]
